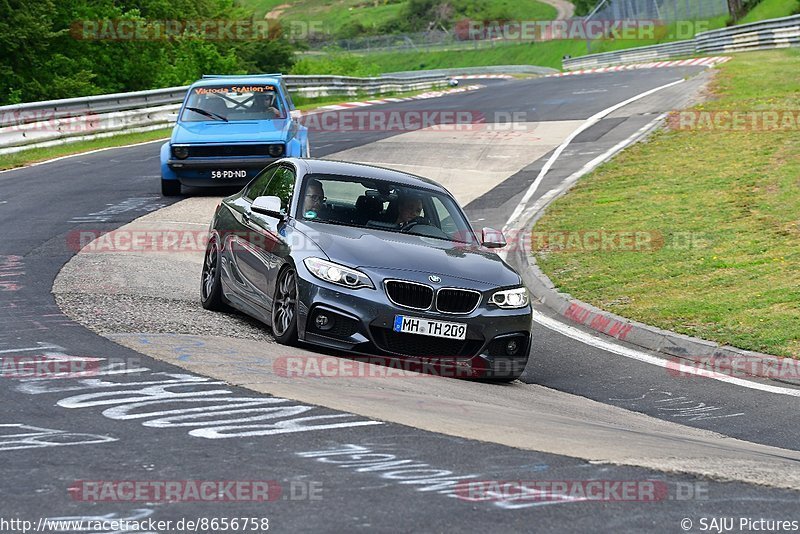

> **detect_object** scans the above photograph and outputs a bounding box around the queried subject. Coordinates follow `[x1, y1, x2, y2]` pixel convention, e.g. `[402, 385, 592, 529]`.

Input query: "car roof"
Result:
[190, 76, 284, 89]
[291, 158, 448, 193]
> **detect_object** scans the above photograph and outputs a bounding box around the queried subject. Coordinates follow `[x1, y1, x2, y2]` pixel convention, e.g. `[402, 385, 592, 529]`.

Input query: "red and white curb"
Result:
[452, 74, 514, 79]
[549, 56, 731, 77]
[315, 84, 483, 111]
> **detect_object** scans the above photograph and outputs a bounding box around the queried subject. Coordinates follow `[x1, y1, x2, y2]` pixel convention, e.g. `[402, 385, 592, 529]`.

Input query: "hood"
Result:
[172, 119, 291, 144]
[297, 221, 521, 287]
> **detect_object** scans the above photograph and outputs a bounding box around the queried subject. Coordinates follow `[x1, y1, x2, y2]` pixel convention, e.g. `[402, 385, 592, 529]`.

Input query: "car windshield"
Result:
[180, 84, 285, 122]
[297, 173, 477, 244]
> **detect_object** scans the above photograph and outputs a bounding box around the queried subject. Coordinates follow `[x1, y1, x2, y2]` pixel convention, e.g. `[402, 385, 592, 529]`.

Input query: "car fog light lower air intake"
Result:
[314, 313, 334, 331]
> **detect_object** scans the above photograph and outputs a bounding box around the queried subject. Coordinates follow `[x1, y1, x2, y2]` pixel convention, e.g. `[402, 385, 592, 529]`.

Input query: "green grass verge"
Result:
[275, 0, 406, 36]
[0, 129, 172, 172]
[740, 0, 800, 23]
[287, 0, 796, 77]
[295, 38, 669, 73]
[289, 16, 733, 75]
[237, 0, 556, 37]
[234, 0, 292, 20]
[531, 49, 800, 358]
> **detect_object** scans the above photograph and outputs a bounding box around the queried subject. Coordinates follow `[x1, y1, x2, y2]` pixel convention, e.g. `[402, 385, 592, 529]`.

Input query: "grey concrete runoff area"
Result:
[2, 67, 799, 532]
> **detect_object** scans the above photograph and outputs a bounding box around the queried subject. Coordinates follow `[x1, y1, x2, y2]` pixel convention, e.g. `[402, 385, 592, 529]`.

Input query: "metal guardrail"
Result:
[695, 14, 800, 53]
[0, 73, 453, 154]
[300, 29, 524, 54]
[0, 74, 448, 129]
[0, 66, 556, 154]
[563, 40, 697, 69]
[384, 65, 558, 77]
[563, 14, 800, 70]
[287, 73, 448, 98]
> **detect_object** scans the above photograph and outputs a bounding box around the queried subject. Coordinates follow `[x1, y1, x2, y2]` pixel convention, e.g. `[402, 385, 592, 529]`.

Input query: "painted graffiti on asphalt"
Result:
[5, 343, 383, 440]
[297, 444, 584, 509]
[0, 423, 117, 452]
[609, 389, 745, 421]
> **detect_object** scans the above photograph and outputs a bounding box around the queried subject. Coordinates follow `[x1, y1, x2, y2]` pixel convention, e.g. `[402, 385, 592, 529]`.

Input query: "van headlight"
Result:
[304, 257, 374, 289]
[490, 287, 529, 309]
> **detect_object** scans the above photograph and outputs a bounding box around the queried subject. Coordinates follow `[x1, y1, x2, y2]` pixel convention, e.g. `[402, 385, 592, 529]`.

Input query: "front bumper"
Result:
[168, 157, 276, 169]
[295, 270, 532, 379]
[168, 157, 278, 187]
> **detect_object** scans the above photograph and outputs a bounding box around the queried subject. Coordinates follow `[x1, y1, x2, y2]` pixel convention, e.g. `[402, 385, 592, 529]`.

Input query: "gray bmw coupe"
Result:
[201, 158, 532, 381]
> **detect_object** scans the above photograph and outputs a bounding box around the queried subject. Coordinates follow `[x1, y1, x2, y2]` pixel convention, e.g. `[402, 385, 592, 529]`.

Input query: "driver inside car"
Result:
[395, 194, 424, 227]
[252, 92, 282, 119]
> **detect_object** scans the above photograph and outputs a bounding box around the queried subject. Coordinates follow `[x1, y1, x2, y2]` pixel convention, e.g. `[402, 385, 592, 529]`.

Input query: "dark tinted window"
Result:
[280, 79, 295, 111]
[296, 173, 475, 243]
[181, 85, 286, 122]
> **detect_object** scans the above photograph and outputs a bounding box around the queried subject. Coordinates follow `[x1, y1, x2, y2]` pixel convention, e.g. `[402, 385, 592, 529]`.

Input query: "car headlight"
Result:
[490, 287, 529, 309]
[171, 145, 189, 159]
[303, 257, 374, 289]
[269, 144, 284, 157]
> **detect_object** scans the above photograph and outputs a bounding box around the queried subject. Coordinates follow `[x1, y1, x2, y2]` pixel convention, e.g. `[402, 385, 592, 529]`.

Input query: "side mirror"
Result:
[290, 109, 302, 120]
[481, 227, 506, 248]
[251, 196, 284, 218]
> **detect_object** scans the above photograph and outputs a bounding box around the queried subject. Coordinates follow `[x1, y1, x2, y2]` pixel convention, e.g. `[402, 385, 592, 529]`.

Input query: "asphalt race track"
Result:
[2, 67, 799, 533]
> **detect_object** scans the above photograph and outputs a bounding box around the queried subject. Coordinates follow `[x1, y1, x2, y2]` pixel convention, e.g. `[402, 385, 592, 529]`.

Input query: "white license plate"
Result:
[211, 169, 247, 179]
[393, 315, 467, 340]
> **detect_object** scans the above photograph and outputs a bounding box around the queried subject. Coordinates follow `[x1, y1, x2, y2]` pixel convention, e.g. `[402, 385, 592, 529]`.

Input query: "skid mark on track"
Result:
[69, 197, 168, 224]
[0, 255, 25, 291]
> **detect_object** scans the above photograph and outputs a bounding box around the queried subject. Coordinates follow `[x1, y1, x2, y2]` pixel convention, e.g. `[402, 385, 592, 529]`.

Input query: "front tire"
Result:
[272, 267, 299, 345]
[484, 355, 528, 383]
[201, 237, 225, 311]
[162, 178, 181, 196]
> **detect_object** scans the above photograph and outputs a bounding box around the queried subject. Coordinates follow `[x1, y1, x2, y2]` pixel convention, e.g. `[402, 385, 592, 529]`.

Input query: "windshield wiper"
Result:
[185, 106, 228, 122]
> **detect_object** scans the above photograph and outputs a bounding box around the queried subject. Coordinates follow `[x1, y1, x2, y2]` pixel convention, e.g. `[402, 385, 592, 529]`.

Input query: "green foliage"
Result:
[739, 0, 800, 22]
[290, 54, 382, 76]
[386, 0, 557, 33]
[237, 0, 556, 39]
[572, 0, 599, 16]
[0, 0, 295, 105]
